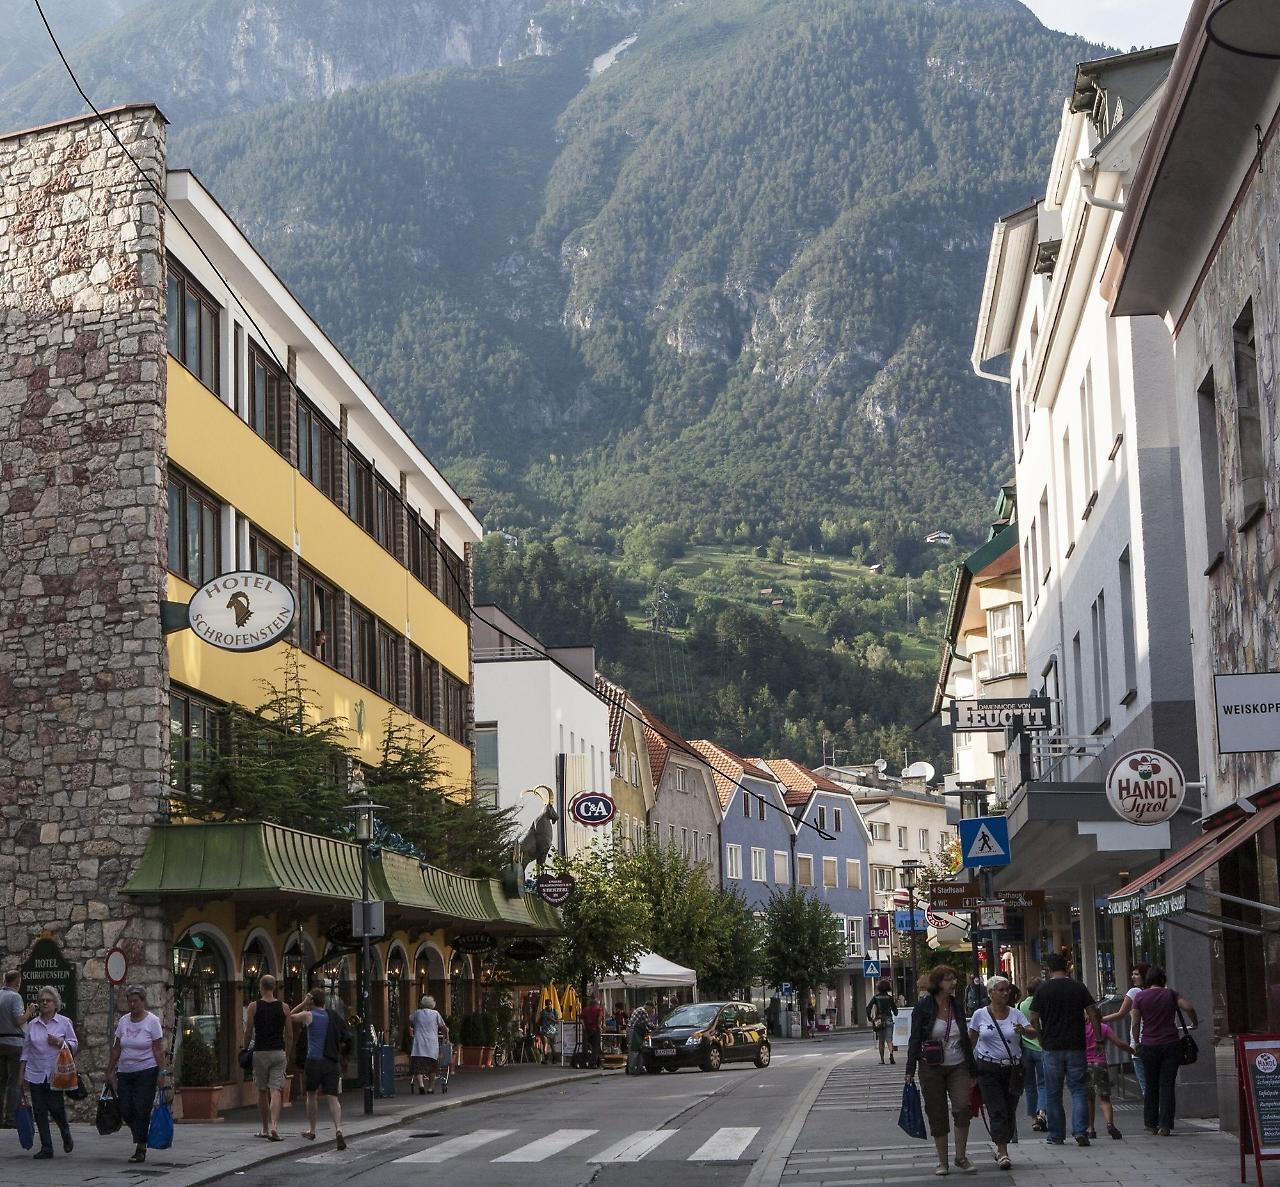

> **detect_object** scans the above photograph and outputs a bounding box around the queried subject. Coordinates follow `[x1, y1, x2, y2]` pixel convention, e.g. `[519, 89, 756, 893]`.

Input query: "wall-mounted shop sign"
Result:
[1214, 672, 1280, 754]
[21, 937, 77, 1023]
[186, 571, 296, 652]
[536, 872, 576, 906]
[945, 697, 1051, 733]
[568, 792, 616, 828]
[1143, 889, 1186, 919]
[504, 939, 547, 962]
[1105, 749, 1186, 826]
[451, 933, 498, 955]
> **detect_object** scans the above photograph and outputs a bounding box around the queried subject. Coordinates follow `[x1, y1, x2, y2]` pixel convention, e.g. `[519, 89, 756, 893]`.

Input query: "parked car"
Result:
[645, 1001, 770, 1073]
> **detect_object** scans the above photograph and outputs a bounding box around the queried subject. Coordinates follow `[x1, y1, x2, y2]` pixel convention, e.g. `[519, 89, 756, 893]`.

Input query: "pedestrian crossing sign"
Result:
[863, 957, 881, 978]
[958, 815, 1011, 868]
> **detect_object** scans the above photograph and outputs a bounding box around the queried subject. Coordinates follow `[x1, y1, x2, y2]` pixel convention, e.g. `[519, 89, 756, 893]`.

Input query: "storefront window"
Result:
[173, 931, 230, 1084]
[387, 950, 408, 1047]
[242, 937, 271, 1006]
[282, 939, 308, 1008]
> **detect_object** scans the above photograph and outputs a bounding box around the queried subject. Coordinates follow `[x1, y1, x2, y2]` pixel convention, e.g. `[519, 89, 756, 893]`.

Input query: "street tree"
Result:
[759, 888, 846, 1037]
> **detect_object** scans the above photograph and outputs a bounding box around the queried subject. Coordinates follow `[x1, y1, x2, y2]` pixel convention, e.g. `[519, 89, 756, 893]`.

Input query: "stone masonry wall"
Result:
[0, 107, 170, 1088]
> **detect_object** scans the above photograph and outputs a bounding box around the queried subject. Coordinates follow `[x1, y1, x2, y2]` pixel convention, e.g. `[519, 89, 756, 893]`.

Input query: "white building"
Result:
[471, 605, 612, 857]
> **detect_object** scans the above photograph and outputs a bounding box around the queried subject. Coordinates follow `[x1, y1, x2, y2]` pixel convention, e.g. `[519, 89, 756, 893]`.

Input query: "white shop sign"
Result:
[1214, 673, 1280, 754]
[1105, 749, 1185, 827]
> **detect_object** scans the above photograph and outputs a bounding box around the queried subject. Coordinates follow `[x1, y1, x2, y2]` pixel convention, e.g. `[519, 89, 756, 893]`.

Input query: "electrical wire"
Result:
[32, 0, 835, 844]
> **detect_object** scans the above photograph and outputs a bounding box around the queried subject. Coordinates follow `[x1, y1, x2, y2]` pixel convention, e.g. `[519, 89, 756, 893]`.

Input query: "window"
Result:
[846, 859, 862, 889]
[987, 603, 1024, 677]
[817, 805, 827, 831]
[1072, 631, 1085, 736]
[630, 753, 640, 785]
[166, 256, 220, 393]
[1118, 548, 1138, 700]
[1091, 592, 1110, 727]
[742, 790, 751, 818]
[674, 766, 687, 792]
[1038, 491, 1051, 581]
[169, 686, 222, 792]
[407, 510, 439, 594]
[797, 854, 814, 887]
[474, 723, 498, 809]
[751, 847, 766, 882]
[1197, 368, 1225, 565]
[758, 796, 765, 821]
[681, 827, 689, 855]
[897, 826, 908, 850]
[442, 672, 466, 743]
[726, 844, 743, 879]
[248, 342, 286, 453]
[376, 621, 401, 703]
[373, 477, 401, 559]
[1080, 365, 1099, 501]
[823, 856, 838, 888]
[166, 471, 221, 586]
[873, 866, 896, 893]
[347, 447, 375, 535]
[847, 915, 865, 958]
[773, 851, 789, 884]
[870, 821, 890, 842]
[440, 544, 468, 619]
[919, 829, 930, 851]
[246, 526, 283, 581]
[1061, 429, 1076, 553]
[1233, 301, 1267, 526]
[351, 603, 376, 689]
[298, 566, 336, 664]
[296, 397, 342, 503]
[833, 807, 842, 833]
[1028, 519, 1040, 603]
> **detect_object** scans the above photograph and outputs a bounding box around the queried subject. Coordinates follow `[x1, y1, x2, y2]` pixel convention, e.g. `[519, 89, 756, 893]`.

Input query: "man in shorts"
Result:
[290, 989, 348, 1150]
[244, 974, 291, 1141]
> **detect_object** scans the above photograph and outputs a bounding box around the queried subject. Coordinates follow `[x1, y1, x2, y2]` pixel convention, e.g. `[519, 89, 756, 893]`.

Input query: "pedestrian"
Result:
[1130, 967, 1198, 1137]
[290, 988, 348, 1150]
[1083, 1015, 1134, 1139]
[1017, 979, 1046, 1131]
[1029, 953, 1101, 1147]
[964, 975, 989, 1013]
[1103, 961, 1151, 1097]
[17, 985, 77, 1161]
[243, 974, 290, 1141]
[967, 975, 1034, 1171]
[581, 991, 603, 1070]
[0, 970, 26, 1129]
[408, 994, 446, 1094]
[103, 984, 166, 1163]
[867, 979, 898, 1065]
[626, 1000, 653, 1075]
[766, 994, 781, 1038]
[905, 964, 978, 1177]
[610, 1002, 628, 1034]
[538, 999, 560, 1063]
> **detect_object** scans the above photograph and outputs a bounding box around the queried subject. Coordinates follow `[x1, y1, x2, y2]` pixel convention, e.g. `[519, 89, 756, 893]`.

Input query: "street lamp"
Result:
[343, 766, 385, 1118]
[901, 860, 921, 1001]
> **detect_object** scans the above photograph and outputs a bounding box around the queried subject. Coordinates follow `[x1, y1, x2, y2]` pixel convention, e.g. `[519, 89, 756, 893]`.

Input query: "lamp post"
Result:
[344, 767, 384, 1118]
[901, 860, 921, 1001]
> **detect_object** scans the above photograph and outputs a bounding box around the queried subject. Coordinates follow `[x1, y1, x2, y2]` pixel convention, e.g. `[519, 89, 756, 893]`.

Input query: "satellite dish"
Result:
[903, 761, 936, 782]
[874, 758, 888, 773]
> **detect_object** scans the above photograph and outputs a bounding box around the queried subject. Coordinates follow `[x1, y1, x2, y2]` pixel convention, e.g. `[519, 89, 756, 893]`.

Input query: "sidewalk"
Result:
[0, 1062, 601, 1187]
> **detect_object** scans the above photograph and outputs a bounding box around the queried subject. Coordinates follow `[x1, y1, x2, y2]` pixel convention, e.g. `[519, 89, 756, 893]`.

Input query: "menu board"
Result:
[1237, 1034, 1280, 1185]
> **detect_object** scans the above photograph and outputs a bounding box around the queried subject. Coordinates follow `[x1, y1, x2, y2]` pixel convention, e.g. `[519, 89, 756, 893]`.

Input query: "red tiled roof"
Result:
[637, 705, 707, 786]
[595, 673, 628, 755]
[755, 757, 849, 808]
[690, 740, 775, 810]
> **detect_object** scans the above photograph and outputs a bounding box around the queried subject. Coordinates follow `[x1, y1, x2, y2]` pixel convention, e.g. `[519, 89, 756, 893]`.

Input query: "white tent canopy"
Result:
[597, 951, 698, 990]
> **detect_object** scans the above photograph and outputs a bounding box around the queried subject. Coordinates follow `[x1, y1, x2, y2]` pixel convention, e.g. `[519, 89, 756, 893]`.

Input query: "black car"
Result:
[644, 1001, 771, 1073]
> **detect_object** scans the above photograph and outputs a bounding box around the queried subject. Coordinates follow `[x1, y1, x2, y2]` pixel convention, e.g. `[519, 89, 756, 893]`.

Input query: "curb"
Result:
[159, 1068, 605, 1186]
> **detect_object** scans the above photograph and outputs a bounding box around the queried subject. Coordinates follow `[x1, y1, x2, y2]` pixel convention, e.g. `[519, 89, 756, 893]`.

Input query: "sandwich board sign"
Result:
[959, 816, 1010, 868]
[1237, 1033, 1280, 1185]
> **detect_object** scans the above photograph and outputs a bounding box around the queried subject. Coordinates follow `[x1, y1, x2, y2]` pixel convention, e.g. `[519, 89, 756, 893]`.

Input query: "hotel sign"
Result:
[1215, 673, 1280, 754]
[945, 697, 1051, 732]
[188, 571, 296, 652]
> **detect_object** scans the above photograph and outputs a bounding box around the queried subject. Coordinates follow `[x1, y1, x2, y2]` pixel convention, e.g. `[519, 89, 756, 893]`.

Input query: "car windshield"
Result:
[662, 1004, 721, 1028]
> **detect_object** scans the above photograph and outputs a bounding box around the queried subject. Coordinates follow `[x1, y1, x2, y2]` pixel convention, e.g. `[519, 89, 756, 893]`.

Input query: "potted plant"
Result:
[479, 1011, 497, 1067]
[458, 1012, 485, 1068]
[177, 1023, 222, 1120]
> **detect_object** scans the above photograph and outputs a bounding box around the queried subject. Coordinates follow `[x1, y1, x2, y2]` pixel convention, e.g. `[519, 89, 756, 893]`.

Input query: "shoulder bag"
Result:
[1174, 995, 1198, 1066]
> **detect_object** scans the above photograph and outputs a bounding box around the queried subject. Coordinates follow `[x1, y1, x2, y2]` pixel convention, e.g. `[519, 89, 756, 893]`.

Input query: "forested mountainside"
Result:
[0, 0, 1097, 764]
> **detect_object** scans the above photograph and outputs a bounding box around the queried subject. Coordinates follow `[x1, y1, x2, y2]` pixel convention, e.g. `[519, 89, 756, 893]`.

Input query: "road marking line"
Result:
[298, 1131, 411, 1164]
[688, 1126, 759, 1161]
[588, 1128, 678, 1162]
[492, 1128, 598, 1162]
[393, 1129, 517, 1163]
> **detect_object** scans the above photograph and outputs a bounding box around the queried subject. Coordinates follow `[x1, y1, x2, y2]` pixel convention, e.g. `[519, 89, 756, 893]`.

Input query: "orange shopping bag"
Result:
[50, 1042, 77, 1091]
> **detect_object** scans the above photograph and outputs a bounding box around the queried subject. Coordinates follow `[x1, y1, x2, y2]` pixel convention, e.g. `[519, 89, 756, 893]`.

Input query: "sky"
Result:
[1020, 0, 1194, 51]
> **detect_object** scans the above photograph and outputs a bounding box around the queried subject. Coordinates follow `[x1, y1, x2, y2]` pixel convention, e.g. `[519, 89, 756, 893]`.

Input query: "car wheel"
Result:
[754, 1043, 771, 1068]
[701, 1045, 722, 1073]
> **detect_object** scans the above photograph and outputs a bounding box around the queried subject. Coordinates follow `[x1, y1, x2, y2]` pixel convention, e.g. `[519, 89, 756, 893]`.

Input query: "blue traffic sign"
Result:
[780, 982, 793, 997]
[959, 815, 1011, 868]
[863, 958, 882, 979]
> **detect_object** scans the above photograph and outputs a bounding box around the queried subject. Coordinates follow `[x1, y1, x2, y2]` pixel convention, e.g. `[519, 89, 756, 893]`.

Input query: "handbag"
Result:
[992, 1012, 1026, 1097]
[96, 1085, 122, 1136]
[1175, 998, 1198, 1066]
[238, 1040, 255, 1074]
[921, 1011, 952, 1066]
[66, 1071, 90, 1101]
[15, 1103, 34, 1150]
[898, 1080, 928, 1140]
[50, 1041, 78, 1091]
[968, 1078, 983, 1118]
[147, 1095, 174, 1150]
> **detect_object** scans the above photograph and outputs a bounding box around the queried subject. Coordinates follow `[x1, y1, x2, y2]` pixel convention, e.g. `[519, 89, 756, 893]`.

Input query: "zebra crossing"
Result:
[294, 1124, 762, 1167]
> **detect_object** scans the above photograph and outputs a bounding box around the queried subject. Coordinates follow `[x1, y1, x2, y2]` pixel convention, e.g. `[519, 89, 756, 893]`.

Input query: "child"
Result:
[1085, 1016, 1136, 1139]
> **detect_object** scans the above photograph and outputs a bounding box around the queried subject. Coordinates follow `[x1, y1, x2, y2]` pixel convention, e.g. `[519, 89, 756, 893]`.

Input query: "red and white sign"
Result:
[105, 947, 128, 985]
[1105, 749, 1186, 826]
[892, 889, 911, 907]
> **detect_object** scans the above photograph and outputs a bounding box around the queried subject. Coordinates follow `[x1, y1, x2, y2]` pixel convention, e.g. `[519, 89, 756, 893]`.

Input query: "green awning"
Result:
[124, 822, 560, 936]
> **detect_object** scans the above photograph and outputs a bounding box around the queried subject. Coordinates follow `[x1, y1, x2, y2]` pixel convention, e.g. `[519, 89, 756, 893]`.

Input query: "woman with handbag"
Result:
[967, 975, 1035, 1171]
[104, 985, 167, 1163]
[1130, 967, 1197, 1136]
[905, 965, 978, 1176]
[867, 979, 898, 1065]
[17, 985, 77, 1160]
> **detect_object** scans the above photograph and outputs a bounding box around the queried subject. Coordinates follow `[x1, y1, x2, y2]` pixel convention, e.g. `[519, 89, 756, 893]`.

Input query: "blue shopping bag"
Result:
[14, 1103, 34, 1150]
[147, 1096, 174, 1150]
[898, 1080, 928, 1140]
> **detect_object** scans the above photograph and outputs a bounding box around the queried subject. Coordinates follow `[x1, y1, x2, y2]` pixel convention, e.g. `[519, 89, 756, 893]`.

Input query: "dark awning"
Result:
[1106, 815, 1239, 915]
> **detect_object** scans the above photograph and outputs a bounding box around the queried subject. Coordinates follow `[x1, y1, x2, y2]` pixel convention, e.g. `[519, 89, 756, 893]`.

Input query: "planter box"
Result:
[457, 1045, 493, 1068]
[178, 1085, 223, 1122]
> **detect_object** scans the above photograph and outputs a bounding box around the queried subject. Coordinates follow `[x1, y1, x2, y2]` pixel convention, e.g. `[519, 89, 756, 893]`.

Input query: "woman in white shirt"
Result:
[408, 995, 447, 1095]
[104, 985, 167, 1164]
[968, 976, 1036, 1171]
[18, 985, 78, 1161]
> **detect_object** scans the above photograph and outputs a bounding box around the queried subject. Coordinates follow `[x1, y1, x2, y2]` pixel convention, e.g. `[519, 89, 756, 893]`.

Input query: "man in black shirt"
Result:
[1030, 953, 1102, 1146]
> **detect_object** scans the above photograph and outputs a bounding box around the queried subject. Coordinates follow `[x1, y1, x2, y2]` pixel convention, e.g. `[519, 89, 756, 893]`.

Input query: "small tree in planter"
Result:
[177, 1025, 222, 1120]
[458, 1013, 484, 1067]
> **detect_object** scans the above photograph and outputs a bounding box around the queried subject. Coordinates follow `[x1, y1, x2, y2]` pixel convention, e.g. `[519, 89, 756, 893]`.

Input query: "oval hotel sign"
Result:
[1105, 748, 1186, 826]
[189, 571, 296, 652]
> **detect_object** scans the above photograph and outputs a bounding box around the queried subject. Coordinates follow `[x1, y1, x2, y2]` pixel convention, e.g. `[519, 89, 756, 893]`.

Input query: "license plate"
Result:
[655, 1049, 677, 1057]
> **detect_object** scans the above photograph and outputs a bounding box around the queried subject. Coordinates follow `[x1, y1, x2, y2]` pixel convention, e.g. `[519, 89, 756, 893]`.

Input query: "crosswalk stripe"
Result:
[688, 1126, 759, 1161]
[493, 1128, 598, 1162]
[298, 1131, 411, 1164]
[588, 1128, 679, 1163]
[393, 1129, 516, 1163]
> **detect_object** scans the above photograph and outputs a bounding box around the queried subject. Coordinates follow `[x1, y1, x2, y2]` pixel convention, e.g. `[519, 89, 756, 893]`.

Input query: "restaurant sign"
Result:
[945, 697, 1051, 733]
[1105, 748, 1186, 827]
[188, 571, 296, 652]
[20, 937, 77, 1024]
